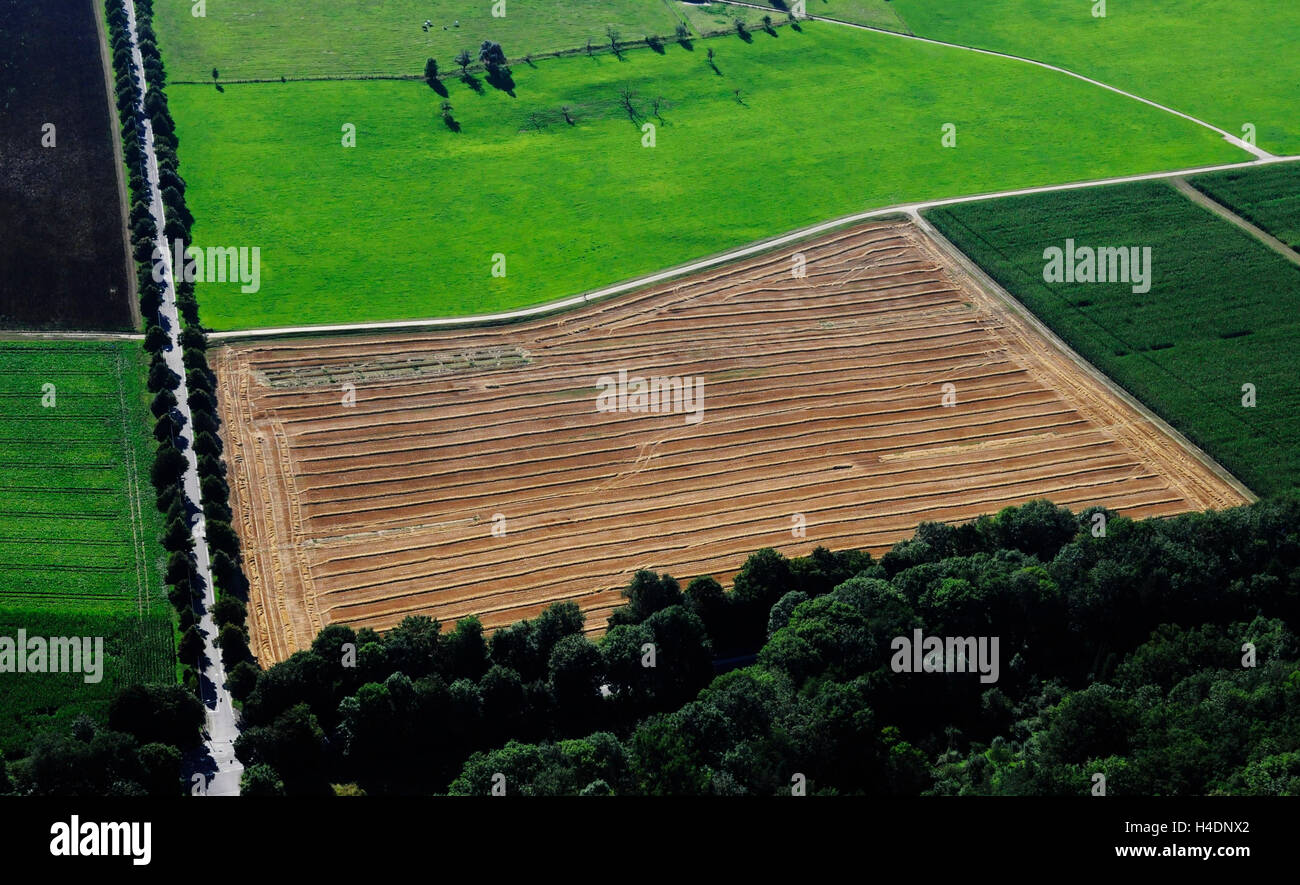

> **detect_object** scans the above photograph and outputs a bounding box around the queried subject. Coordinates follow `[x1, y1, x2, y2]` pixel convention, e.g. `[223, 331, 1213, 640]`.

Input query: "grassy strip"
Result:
[169, 22, 1242, 330]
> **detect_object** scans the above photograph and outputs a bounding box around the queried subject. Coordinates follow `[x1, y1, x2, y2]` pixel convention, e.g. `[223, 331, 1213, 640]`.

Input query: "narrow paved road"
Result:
[122, 0, 242, 796]
[210, 153, 1300, 341]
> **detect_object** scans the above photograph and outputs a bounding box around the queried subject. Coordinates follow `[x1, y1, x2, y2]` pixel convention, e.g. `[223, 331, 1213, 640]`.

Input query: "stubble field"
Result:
[212, 220, 1248, 664]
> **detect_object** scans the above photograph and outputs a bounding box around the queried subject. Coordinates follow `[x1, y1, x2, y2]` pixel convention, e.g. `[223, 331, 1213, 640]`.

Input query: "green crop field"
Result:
[167, 22, 1243, 330]
[155, 0, 690, 81]
[925, 180, 1300, 497]
[0, 341, 172, 755]
[1190, 163, 1300, 251]
[885, 0, 1300, 154]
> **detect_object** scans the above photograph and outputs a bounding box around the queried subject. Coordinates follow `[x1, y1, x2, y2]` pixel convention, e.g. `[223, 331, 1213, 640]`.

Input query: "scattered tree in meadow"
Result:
[618, 85, 638, 119]
[478, 40, 506, 69]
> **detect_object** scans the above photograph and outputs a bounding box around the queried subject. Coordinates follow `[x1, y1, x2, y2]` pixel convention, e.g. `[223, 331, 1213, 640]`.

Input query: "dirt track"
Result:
[213, 220, 1249, 665]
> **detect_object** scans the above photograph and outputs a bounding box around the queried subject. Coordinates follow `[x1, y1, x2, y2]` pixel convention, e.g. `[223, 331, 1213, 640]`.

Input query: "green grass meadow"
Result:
[925, 181, 1300, 497]
[677, 1, 907, 36]
[1190, 163, 1300, 251]
[168, 23, 1243, 330]
[155, 0, 691, 80]
[0, 341, 172, 755]
[889, 0, 1300, 154]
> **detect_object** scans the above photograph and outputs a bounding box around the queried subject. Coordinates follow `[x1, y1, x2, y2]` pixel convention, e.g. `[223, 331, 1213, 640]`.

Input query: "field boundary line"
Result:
[718, 2, 1270, 159]
[0, 331, 146, 341]
[909, 209, 1258, 505]
[92, 0, 140, 331]
[209, 154, 1300, 341]
[1170, 178, 1300, 268]
[112, 347, 150, 617]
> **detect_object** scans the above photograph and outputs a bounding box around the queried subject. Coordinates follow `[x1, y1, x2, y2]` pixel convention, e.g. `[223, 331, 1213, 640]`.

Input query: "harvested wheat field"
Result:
[213, 220, 1250, 664]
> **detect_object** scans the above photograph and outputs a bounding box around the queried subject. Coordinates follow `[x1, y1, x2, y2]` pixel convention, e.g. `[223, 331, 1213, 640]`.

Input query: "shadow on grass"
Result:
[429, 78, 449, 97]
[486, 65, 516, 97]
[461, 72, 483, 93]
[444, 114, 461, 132]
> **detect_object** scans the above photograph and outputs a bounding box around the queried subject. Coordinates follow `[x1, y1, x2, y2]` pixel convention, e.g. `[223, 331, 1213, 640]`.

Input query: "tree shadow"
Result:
[214, 82, 224, 93]
[736, 26, 754, 43]
[198, 662, 220, 709]
[647, 36, 665, 54]
[460, 72, 483, 93]
[678, 37, 694, 51]
[444, 115, 461, 132]
[485, 66, 516, 97]
[429, 78, 448, 97]
[183, 744, 220, 792]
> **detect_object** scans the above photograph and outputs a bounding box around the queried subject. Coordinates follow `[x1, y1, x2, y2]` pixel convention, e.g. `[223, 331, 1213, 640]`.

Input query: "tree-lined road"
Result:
[122, 0, 242, 796]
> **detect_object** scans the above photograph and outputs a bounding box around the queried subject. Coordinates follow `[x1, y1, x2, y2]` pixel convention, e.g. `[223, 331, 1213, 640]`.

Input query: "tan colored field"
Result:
[213, 220, 1249, 665]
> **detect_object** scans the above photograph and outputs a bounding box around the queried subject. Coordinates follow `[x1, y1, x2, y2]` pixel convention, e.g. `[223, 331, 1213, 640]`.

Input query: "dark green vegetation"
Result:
[231, 499, 1300, 795]
[230, 545, 869, 794]
[0, 0, 131, 329]
[1191, 163, 1300, 251]
[2, 683, 205, 796]
[926, 180, 1300, 497]
[0, 342, 171, 755]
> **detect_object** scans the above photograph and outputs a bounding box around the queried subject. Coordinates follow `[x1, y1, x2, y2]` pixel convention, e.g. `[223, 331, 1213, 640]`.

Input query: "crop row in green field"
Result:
[0, 608, 173, 756]
[925, 179, 1300, 497]
[1190, 163, 1300, 251]
[168, 22, 1243, 330]
[0, 341, 172, 755]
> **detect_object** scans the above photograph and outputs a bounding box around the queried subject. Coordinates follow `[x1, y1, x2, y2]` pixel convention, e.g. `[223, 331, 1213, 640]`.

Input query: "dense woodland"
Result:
[8, 496, 1299, 795]
[226, 497, 1300, 796]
